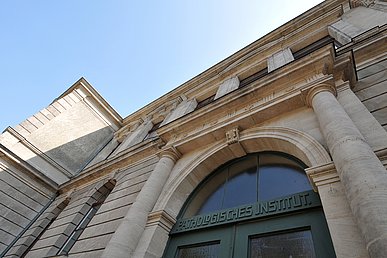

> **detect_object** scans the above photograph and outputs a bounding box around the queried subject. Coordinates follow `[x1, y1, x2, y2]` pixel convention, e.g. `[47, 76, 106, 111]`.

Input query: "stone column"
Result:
[306, 84, 387, 258]
[101, 147, 181, 258]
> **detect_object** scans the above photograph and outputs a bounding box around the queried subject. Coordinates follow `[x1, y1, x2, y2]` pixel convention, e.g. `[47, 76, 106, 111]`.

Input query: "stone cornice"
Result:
[58, 138, 162, 193]
[58, 77, 123, 128]
[5, 127, 73, 177]
[157, 45, 335, 153]
[121, 1, 344, 127]
[0, 144, 59, 192]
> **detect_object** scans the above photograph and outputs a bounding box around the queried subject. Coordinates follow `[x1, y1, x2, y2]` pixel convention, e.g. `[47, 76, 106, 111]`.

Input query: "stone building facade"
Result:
[0, 0, 386, 257]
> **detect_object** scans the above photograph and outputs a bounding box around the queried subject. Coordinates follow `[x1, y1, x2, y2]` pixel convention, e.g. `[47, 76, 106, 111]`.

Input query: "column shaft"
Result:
[311, 88, 387, 258]
[102, 153, 177, 258]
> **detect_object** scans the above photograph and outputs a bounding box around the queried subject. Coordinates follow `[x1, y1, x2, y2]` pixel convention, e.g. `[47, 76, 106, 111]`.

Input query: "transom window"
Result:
[183, 152, 311, 218]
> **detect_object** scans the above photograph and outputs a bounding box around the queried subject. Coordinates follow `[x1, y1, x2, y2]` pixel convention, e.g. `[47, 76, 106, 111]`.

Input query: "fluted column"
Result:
[102, 147, 181, 258]
[307, 84, 387, 258]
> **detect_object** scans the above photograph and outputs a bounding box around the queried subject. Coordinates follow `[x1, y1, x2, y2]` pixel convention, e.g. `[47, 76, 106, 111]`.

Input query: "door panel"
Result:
[249, 229, 316, 258]
[164, 226, 234, 258]
[164, 209, 335, 258]
[234, 209, 336, 258]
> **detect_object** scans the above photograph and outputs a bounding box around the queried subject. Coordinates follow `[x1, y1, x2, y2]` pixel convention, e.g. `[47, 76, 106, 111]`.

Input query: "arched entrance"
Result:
[163, 152, 335, 257]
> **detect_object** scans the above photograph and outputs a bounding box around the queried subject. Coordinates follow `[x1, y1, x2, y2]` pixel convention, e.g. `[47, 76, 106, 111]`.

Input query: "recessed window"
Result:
[57, 180, 115, 256]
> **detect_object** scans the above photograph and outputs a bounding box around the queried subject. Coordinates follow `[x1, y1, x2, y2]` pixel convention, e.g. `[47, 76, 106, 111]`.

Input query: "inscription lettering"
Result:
[172, 191, 319, 234]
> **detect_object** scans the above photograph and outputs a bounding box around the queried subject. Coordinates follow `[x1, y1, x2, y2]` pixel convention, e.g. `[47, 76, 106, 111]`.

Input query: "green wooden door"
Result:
[164, 153, 336, 257]
[233, 209, 336, 258]
[163, 226, 234, 258]
[163, 208, 336, 258]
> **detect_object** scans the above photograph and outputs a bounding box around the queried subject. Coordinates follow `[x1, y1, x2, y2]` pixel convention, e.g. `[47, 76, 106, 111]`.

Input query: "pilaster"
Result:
[307, 163, 369, 258]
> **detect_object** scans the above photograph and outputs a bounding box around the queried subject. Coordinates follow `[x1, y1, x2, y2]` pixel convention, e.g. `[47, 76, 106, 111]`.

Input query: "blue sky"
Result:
[0, 0, 323, 131]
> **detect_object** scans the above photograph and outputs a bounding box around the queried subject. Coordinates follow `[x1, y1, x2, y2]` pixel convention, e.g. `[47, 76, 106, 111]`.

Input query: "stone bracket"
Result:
[267, 48, 295, 72]
[226, 127, 240, 145]
[214, 76, 240, 100]
[226, 127, 246, 158]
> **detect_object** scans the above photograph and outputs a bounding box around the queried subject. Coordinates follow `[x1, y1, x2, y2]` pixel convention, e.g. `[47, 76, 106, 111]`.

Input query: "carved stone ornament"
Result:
[115, 119, 143, 143]
[351, 0, 376, 7]
[226, 127, 240, 145]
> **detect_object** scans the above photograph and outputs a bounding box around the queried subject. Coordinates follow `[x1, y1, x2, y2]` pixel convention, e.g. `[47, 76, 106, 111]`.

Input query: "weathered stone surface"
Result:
[267, 48, 294, 72]
[160, 99, 197, 126]
[2, 2, 387, 258]
[356, 80, 387, 101]
[0, 171, 50, 204]
[311, 86, 387, 257]
[338, 84, 387, 151]
[102, 151, 178, 258]
[214, 77, 240, 100]
[328, 20, 363, 45]
[112, 119, 153, 155]
[70, 233, 112, 254]
[85, 138, 119, 168]
[329, 6, 387, 45]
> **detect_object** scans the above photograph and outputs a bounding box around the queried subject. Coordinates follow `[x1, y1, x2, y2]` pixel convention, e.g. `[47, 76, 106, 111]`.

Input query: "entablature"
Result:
[120, 0, 346, 129]
[157, 44, 341, 154]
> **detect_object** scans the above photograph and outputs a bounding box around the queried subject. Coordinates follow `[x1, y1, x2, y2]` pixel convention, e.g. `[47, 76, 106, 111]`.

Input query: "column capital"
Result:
[305, 83, 337, 107]
[305, 162, 338, 192]
[146, 210, 176, 232]
[159, 146, 181, 162]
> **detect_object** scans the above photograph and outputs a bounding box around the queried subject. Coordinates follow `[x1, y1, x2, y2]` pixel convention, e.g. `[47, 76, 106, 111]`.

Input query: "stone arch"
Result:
[157, 126, 331, 218]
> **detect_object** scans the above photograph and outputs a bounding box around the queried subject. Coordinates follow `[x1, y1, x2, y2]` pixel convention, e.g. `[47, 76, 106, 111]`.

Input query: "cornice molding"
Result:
[5, 127, 73, 177]
[59, 139, 161, 193]
[121, 1, 344, 127]
[0, 144, 59, 192]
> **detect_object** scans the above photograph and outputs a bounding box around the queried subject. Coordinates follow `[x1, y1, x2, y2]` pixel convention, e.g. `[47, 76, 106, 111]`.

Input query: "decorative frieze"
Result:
[351, 0, 376, 8]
